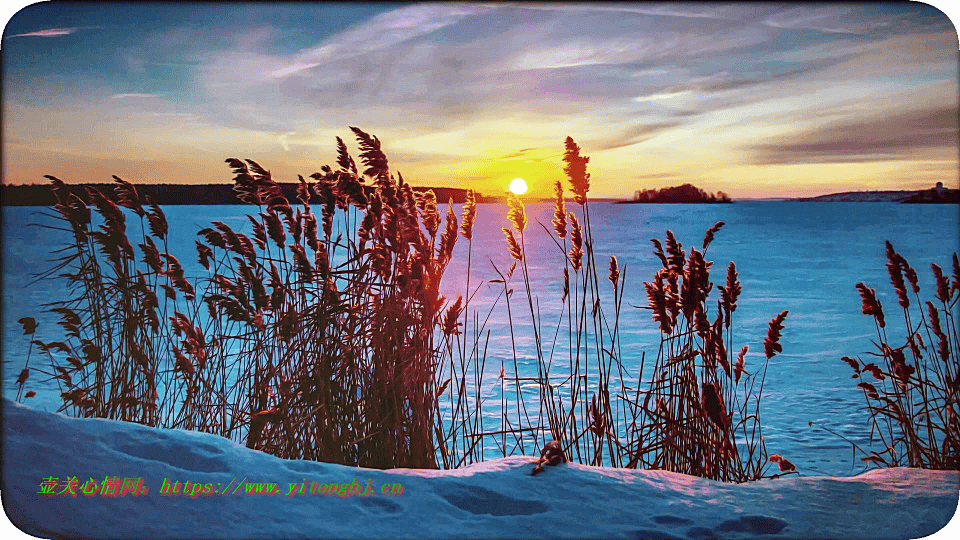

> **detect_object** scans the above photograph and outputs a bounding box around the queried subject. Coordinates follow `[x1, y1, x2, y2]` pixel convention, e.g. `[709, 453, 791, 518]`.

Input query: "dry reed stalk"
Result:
[841, 244, 960, 470]
[24, 128, 466, 470]
[634, 225, 789, 481]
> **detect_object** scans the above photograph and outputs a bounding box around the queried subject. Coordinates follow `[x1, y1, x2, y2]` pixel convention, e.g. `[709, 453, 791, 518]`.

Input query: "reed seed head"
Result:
[507, 192, 527, 232]
[764, 310, 788, 359]
[702, 221, 725, 250]
[442, 296, 464, 336]
[735, 346, 749, 384]
[460, 189, 477, 240]
[609, 256, 620, 289]
[952, 253, 960, 296]
[502, 228, 523, 261]
[932, 263, 950, 303]
[719, 261, 742, 322]
[563, 136, 590, 205]
[855, 282, 885, 328]
[650, 238, 668, 269]
[645, 268, 673, 334]
[438, 199, 458, 266]
[552, 181, 567, 238]
[18, 317, 37, 335]
[664, 231, 685, 275]
[885, 242, 909, 308]
[568, 212, 583, 271]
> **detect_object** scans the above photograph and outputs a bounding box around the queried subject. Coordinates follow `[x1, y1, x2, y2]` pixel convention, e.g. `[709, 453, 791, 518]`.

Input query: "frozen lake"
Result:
[3, 200, 958, 476]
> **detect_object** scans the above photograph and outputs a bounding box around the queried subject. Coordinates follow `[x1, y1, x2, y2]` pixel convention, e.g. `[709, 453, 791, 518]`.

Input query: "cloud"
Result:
[5, 27, 77, 39]
[277, 131, 296, 151]
[4, 26, 101, 39]
[267, 4, 488, 80]
[633, 91, 691, 103]
[504, 3, 741, 22]
[593, 122, 683, 151]
[112, 93, 163, 99]
[750, 104, 958, 165]
[760, 4, 953, 36]
[498, 148, 537, 160]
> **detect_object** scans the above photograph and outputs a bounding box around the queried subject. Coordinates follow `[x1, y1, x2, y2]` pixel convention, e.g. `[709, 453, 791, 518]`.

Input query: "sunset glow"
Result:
[1, 3, 957, 199]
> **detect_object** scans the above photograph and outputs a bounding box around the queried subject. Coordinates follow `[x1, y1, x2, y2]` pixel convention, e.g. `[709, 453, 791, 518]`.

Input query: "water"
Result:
[3, 201, 958, 476]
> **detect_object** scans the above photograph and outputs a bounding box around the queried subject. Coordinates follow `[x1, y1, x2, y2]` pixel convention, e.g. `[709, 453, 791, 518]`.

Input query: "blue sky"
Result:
[2, 2, 957, 198]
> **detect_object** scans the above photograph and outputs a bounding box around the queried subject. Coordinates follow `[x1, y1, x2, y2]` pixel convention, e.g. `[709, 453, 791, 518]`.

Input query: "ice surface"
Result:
[2, 398, 958, 539]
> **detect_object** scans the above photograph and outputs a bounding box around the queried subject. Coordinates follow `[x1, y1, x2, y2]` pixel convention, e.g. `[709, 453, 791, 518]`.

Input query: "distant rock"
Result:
[617, 183, 732, 204]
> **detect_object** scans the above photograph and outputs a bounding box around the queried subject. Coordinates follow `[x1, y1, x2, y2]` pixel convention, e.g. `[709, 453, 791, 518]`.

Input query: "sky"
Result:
[1, 2, 958, 199]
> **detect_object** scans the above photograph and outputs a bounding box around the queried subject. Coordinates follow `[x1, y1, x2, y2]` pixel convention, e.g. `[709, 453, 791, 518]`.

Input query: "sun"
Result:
[508, 178, 528, 195]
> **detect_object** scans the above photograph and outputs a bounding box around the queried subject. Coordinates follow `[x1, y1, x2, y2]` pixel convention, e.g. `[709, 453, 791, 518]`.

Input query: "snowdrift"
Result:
[3, 398, 958, 539]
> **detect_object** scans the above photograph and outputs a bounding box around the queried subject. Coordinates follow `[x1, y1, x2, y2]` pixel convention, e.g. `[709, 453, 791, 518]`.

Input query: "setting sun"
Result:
[508, 178, 528, 195]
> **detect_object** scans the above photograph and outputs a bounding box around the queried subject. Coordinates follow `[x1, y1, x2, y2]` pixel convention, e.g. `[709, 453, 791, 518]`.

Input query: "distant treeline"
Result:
[795, 183, 959, 203]
[624, 183, 731, 204]
[1, 183, 480, 206]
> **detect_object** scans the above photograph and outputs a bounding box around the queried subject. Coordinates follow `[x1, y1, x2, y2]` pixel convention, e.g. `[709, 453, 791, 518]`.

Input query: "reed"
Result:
[841, 242, 959, 469]
[625, 226, 790, 481]
[455, 137, 788, 481]
[18, 131, 793, 481]
[18, 128, 466, 469]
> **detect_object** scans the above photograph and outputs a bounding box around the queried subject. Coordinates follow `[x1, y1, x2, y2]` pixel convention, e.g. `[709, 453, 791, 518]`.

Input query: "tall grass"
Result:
[440, 137, 791, 482]
[629, 231, 789, 481]
[17, 131, 793, 480]
[841, 242, 959, 469]
[17, 128, 461, 469]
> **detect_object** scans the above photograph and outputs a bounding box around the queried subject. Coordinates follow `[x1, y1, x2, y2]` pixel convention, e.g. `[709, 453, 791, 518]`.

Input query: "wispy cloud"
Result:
[112, 93, 163, 99]
[267, 4, 487, 80]
[593, 122, 683, 151]
[506, 3, 740, 21]
[4, 26, 101, 39]
[750, 103, 958, 165]
[633, 91, 691, 103]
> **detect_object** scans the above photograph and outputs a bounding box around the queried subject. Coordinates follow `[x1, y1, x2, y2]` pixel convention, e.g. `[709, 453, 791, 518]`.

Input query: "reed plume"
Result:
[552, 181, 567, 238]
[562, 136, 590, 204]
[856, 282, 885, 328]
[885, 241, 910, 308]
[503, 228, 523, 261]
[568, 212, 583, 271]
[702, 221, 725, 250]
[764, 311, 788, 359]
[507, 192, 527, 232]
[608, 256, 620, 289]
[460, 189, 477, 240]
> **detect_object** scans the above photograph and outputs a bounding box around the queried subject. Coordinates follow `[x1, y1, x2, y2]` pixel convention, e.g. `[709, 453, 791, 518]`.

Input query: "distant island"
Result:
[0, 183, 481, 206]
[794, 182, 959, 203]
[616, 183, 732, 204]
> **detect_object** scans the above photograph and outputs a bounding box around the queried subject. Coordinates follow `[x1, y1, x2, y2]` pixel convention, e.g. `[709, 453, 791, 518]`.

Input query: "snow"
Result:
[2, 398, 958, 540]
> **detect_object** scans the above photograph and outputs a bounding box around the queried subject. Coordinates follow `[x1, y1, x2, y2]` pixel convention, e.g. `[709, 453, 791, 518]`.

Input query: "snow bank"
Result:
[2, 398, 958, 539]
